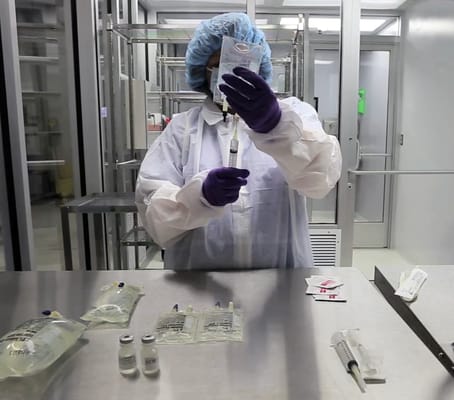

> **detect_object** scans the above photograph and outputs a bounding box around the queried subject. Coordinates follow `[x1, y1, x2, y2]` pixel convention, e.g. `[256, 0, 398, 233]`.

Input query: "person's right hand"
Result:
[202, 167, 249, 206]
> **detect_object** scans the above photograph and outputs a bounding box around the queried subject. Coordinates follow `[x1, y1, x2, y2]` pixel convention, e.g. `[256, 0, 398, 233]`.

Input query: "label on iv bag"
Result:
[197, 310, 243, 342]
[154, 312, 197, 344]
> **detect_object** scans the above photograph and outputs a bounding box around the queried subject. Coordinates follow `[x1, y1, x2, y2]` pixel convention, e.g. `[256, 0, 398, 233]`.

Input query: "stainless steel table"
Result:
[374, 265, 454, 377]
[1, 268, 454, 400]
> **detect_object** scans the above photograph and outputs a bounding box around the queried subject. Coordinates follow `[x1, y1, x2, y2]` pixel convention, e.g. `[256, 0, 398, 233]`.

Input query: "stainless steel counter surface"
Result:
[1, 267, 453, 400]
[375, 265, 454, 344]
[374, 264, 454, 377]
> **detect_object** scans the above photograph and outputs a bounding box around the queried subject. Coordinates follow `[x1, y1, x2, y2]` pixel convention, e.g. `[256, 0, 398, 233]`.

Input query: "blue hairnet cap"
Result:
[185, 13, 272, 92]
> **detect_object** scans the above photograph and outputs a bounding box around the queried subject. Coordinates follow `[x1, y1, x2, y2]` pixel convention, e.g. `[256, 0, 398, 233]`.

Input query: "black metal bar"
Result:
[60, 206, 73, 271]
[0, 28, 22, 271]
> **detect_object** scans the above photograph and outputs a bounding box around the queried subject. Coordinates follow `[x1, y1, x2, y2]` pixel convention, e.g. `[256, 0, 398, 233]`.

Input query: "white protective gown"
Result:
[136, 97, 342, 269]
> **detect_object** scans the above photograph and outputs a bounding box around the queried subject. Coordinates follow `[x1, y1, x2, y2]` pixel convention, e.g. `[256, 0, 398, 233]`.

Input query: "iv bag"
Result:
[213, 35, 264, 105]
[81, 281, 143, 328]
[0, 312, 86, 380]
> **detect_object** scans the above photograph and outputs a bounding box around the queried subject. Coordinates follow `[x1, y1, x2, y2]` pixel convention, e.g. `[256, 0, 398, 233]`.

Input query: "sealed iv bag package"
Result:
[0, 312, 86, 380]
[154, 311, 198, 344]
[81, 282, 144, 328]
[197, 308, 243, 342]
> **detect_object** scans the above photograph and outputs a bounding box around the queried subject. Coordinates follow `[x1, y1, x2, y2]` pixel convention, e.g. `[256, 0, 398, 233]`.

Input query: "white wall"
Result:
[391, 0, 454, 263]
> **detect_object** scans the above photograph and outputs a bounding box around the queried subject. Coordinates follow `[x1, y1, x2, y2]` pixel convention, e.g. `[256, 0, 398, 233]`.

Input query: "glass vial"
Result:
[118, 334, 138, 376]
[141, 334, 160, 376]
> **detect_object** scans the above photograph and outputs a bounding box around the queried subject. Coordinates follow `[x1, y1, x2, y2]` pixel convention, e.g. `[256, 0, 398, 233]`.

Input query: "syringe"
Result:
[331, 331, 367, 393]
[228, 114, 240, 168]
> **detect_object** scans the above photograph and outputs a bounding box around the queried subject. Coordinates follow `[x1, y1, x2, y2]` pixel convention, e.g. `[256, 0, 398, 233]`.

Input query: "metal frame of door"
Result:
[353, 40, 399, 248]
[0, 0, 35, 270]
[308, 39, 399, 249]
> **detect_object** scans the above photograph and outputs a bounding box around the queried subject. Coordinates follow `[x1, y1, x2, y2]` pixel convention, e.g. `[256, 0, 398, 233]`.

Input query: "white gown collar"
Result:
[201, 98, 225, 126]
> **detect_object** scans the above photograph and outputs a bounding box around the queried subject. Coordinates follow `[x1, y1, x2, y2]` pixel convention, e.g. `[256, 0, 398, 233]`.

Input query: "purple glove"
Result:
[219, 66, 281, 133]
[202, 167, 249, 206]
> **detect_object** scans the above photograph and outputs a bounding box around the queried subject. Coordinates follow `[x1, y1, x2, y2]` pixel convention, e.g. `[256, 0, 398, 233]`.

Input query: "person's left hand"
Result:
[219, 66, 281, 133]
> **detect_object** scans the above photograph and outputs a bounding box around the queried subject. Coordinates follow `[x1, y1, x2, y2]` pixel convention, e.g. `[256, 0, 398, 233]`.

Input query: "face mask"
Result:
[208, 67, 219, 96]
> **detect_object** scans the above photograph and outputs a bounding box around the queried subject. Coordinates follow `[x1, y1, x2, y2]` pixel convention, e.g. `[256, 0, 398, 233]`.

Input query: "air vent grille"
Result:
[309, 229, 341, 267]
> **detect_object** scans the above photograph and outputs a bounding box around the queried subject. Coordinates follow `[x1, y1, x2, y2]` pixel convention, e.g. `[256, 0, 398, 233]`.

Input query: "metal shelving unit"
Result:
[112, 23, 300, 44]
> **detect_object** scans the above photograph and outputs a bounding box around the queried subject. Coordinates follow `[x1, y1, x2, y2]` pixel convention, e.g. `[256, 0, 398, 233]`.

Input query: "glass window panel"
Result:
[16, 0, 79, 270]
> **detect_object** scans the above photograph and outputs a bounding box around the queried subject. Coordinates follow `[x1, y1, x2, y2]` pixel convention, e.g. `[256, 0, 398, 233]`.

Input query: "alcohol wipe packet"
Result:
[81, 281, 143, 328]
[0, 311, 86, 381]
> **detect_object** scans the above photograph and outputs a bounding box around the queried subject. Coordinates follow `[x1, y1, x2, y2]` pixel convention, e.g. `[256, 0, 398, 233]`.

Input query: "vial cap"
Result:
[141, 334, 156, 344]
[119, 334, 134, 344]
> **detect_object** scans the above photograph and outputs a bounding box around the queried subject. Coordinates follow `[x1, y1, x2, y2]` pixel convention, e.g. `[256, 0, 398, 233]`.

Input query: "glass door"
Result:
[15, 0, 80, 270]
[313, 45, 397, 247]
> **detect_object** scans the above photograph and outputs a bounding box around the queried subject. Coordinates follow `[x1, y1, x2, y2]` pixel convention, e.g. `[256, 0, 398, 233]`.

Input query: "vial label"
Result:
[144, 357, 158, 368]
[143, 356, 159, 375]
[119, 354, 137, 370]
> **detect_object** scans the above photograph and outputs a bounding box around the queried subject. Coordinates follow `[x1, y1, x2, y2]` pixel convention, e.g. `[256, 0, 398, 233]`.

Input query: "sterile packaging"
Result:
[0, 311, 86, 380]
[154, 309, 198, 344]
[196, 305, 243, 342]
[213, 36, 264, 105]
[305, 275, 347, 302]
[81, 281, 144, 328]
[395, 267, 427, 302]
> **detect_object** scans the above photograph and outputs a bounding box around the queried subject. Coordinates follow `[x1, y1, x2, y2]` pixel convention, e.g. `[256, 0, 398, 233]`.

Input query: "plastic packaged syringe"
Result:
[331, 331, 367, 393]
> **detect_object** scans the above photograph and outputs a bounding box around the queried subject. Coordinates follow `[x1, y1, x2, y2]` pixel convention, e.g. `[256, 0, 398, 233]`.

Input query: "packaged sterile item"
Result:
[305, 275, 347, 302]
[0, 311, 86, 380]
[81, 281, 143, 328]
[154, 306, 198, 344]
[343, 329, 386, 384]
[395, 267, 427, 302]
[212, 36, 264, 105]
[196, 302, 243, 342]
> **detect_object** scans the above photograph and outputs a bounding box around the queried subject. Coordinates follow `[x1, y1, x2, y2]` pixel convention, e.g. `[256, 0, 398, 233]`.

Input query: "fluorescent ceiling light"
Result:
[282, 0, 338, 5]
[360, 18, 388, 32]
[315, 60, 334, 65]
[379, 20, 399, 35]
[310, 17, 340, 31]
[281, 16, 392, 33]
[165, 18, 268, 26]
[280, 17, 300, 26]
[159, 0, 264, 3]
[360, 0, 407, 9]
[283, 0, 406, 8]
[164, 19, 205, 25]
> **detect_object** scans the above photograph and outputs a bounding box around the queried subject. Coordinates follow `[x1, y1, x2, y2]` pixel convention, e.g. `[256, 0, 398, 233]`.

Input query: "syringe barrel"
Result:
[228, 138, 239, 167]
[331, 332, 356, 371]
[228, 151, 238, 168]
